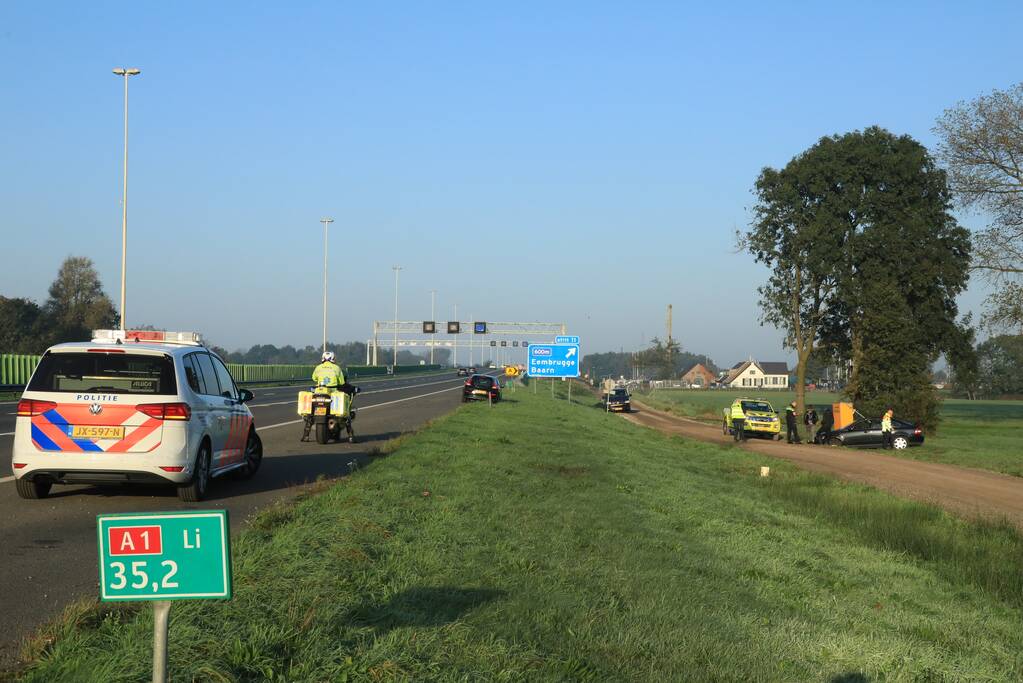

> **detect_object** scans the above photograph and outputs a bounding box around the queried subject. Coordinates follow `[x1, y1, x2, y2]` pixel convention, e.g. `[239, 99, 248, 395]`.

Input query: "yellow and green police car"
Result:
[722, 397, 782, 439]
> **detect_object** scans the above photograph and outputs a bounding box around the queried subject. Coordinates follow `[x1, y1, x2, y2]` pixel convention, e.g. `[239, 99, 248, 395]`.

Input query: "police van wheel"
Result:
[16, 477, 51, 500]
[178, 443, 211, 502]
[315, 423, 329, 445]
[236, 430, 263, 479]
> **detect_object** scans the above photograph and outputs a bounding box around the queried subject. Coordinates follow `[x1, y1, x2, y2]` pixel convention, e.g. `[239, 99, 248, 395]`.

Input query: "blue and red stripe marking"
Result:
[33, 409, 103, 452]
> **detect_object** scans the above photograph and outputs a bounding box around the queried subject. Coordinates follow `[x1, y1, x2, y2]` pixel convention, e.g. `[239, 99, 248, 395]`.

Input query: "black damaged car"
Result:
[818, 417, 924, 450]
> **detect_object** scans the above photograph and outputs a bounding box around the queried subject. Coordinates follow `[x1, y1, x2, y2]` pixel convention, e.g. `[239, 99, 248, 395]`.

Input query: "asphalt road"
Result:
[0, 370, 490, 668]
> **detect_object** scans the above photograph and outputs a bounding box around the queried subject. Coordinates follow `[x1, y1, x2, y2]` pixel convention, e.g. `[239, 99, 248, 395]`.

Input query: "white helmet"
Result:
[322, 351, 335, 362]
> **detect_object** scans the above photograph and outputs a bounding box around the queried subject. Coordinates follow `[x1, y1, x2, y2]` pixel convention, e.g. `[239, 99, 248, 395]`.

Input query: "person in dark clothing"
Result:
[819, 408, 834, 445]
[803, 406, 819, 445]
[785, 401, 801, 444]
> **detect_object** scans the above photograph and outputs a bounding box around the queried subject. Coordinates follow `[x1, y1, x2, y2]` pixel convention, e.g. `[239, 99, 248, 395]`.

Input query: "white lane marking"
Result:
[255, 385, 460, 432]
[249, 377, 466, 409]
[0, 432, 13, 436]
[0, 476, 12, 483]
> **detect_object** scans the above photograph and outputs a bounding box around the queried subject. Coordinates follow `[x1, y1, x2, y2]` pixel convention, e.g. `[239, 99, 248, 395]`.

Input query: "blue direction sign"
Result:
[528, 343, 580, 378]
[555, 335, 579, 344]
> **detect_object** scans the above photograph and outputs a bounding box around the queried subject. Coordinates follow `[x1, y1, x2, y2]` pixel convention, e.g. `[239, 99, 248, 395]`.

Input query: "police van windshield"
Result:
[27, 352, 176, 395]
[741, 400, 773, 413]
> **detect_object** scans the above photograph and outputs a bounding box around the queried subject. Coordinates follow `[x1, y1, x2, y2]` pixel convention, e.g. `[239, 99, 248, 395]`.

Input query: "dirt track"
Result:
[625, 400, 1023, 529]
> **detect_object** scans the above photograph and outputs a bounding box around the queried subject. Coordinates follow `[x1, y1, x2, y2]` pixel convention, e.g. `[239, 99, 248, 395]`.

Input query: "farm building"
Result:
[681, 363, 716, 388]
[719, 359, 789, 389]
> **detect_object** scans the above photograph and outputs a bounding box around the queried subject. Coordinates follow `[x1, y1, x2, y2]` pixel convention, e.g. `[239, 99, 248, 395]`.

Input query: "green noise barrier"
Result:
[1, 353, 441, 387]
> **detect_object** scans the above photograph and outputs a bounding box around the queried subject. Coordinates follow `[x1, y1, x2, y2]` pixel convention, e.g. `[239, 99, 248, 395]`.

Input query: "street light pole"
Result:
[430, 289, 437, 365]
[392, 266, 402, 368]
[112, 67, 140, 330]
[453, 303, 458, 368]
[319, 218, 334, 352]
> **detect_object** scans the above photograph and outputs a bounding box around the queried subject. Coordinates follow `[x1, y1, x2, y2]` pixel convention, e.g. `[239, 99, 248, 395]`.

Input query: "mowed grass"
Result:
[638, 388, 1023, 476]
[909, 399, 1023, 476]
[11, 382, 1023, 682]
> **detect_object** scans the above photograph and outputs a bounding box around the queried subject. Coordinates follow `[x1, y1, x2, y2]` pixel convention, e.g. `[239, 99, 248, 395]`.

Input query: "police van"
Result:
[11, 329, 261, 502]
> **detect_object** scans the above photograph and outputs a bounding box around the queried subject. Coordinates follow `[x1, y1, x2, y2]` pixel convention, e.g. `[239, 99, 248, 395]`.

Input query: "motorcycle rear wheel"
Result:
[315, 423, 329, 444]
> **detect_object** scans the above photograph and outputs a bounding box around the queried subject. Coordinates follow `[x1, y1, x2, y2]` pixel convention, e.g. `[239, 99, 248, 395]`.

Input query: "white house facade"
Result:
[720, 360, 789, 389]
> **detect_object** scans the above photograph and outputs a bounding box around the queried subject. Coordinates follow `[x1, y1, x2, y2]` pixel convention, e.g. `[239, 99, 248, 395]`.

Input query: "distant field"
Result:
[635, 388, 1023, 477]
[12, 382, 1023, 681]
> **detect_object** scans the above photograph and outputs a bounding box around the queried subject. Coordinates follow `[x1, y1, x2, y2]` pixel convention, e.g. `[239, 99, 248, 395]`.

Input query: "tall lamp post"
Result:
[430, 289, 437, 365]
[112, 67, 140, 330]
[319, 218, 334, 352]
[392, 266, 402, 367]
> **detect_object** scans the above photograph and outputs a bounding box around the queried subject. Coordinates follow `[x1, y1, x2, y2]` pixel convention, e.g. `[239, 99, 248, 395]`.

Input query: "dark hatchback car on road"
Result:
[462, 374, 500, 403]
[818, 418, 924, 450]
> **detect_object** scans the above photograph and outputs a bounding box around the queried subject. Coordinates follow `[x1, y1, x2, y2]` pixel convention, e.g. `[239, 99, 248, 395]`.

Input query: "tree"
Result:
[743, 138, 846, 414]
[0, 296, 45, 354]
[823, 129, 971, 429]
[43, 257, 117, 341]
[976, 335, 1023, 397]
[746, 127, 971, 429]
[934, 83, 1023, 332]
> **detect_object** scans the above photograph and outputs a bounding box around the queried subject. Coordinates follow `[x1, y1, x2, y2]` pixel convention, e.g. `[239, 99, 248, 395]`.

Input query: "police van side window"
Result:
[183, 354, 205, 394]
[210, 356, 239, 401]
[193, 353, 222, 397]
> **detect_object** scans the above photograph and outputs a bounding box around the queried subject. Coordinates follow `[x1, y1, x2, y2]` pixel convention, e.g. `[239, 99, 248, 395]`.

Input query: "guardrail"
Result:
[0, 353, 441, 391]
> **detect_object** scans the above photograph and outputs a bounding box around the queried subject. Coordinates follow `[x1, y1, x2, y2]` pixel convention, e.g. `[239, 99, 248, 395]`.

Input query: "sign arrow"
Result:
[565, 347, 577, 358]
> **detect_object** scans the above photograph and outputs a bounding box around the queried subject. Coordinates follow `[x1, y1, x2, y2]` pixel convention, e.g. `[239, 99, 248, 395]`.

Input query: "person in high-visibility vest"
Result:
[312, 351, 345, 389]
[730, 401, 746, 442]
[301, 351, 347, 442]
[881, 408, 894, 449]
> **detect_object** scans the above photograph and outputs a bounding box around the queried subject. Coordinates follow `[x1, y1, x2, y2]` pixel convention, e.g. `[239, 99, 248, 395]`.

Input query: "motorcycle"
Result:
[298, 382, 361, 444]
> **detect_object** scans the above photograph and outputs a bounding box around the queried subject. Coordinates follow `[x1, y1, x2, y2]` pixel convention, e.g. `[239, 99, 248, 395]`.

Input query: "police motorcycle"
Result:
[299, 379, 362, 444]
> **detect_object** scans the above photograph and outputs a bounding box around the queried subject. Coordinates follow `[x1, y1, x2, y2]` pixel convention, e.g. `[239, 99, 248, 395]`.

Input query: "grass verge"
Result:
[9, 382, 1023, 681]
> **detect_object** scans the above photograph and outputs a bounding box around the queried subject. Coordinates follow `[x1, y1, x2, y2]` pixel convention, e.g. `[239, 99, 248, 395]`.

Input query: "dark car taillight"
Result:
[913, 428, 922, 436]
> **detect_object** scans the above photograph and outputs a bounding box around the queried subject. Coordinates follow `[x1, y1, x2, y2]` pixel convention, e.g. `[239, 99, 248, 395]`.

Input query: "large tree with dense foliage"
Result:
[746, 127, 971, 428]
[0, 257, 118, 353]
[0, 296, 46, 354]
[976, 335, 1023, 397]
[43, 256, 118, 342]
[934, 83, 1023, 333]
[743, 142, 847, 413]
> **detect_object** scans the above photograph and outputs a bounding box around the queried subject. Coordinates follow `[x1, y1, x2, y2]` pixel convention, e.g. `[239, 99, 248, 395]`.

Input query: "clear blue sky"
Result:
[1, 1, 1019, 367]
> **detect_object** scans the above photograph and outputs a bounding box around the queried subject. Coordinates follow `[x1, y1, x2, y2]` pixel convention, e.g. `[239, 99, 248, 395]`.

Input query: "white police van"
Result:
[11, 329, 261, 501]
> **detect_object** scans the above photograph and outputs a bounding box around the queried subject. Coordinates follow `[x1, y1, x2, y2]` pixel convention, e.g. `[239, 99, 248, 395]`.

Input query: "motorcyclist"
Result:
[312, 351, 345, 390]
[301, 351, 346, 442]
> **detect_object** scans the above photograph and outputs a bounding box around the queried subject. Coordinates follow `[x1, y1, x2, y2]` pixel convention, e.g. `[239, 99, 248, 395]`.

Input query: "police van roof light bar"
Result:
[92, 329, 204, 346]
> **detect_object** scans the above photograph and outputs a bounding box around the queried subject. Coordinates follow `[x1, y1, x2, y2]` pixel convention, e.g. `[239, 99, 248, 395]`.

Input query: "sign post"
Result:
[98, 510, 232, 682]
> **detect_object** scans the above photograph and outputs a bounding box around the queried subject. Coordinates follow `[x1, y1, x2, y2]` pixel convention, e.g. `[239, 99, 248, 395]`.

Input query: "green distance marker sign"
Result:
[97, 510, 232, 601]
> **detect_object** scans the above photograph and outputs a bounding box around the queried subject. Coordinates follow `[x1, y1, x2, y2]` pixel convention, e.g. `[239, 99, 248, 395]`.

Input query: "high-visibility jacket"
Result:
[730, 403, 745, 420]
[312, 362, 344, 389]
[881, 412, 893, 432]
